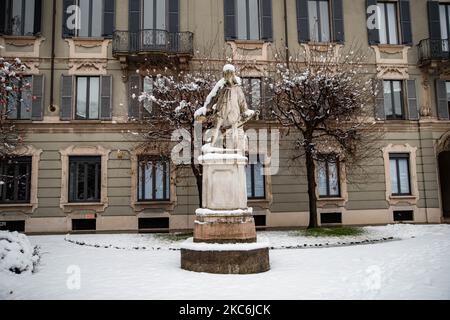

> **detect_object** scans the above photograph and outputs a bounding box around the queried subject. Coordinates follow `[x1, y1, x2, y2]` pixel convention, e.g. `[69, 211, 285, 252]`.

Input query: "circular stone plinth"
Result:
[180, 239, 270, 274]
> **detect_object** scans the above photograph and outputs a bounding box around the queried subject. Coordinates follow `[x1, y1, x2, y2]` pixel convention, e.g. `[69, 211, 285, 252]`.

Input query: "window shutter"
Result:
[366, 0, 379, 45]
[375, 80, 385, 120]
[168, 0, 179, 33]
[4, 0, 12, 35]
[129, 0, 141, 51]
[60, 75, 73, 121]
[0, 0, 6, 34]
[261, 0, 273, 41]
[297, 0, 309, 43]
[428, 1, 441, 40]
[128, 74, 141, 120]
[406, 80, 419, 120]
[100, 75, 112, 120]
[224, 0, 236, 40]
[399, 0, 412, 45]
[332, 0, 345, 43]
[103, 0, 115, 38]
[436, 80, 449, 120]
[31, 75, 44, 121]
[33, 0, 42, 35]
[62, 0, 76, 38]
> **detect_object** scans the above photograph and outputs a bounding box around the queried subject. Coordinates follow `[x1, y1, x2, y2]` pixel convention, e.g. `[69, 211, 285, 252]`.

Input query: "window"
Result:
[308, 0, 330, 42]
[138, 217, 169, 229]
[143, 76, 154, 116]
[318, 158, 340, 198]
[7, 76, 32, 120]
[236, 0, 261, 40]
[76, 76, 100, 120]
[0, 157, 32, 204]
[389, 154, 411, 196]
[393, 210, 413, 222]
[242, 78, 262, 110]
[246, 155, 265, 199]
[378, 2, 399, 45]
[69, 156, 101, 203]
[138, 157, 170, 201]
[440, 4, 450, 51]
[76, 0, 103, 37]
[2, 0, 37, 36]
[446, 82, 450, 118]
[320, 212, 342, 224]
[383, 80, 404, 120]
[142, 0, 167, 46]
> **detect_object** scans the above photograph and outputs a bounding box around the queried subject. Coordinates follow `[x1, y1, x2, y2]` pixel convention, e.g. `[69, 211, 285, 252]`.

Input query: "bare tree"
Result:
[133, 58, 226, 206]
[0, 57, 28, 160]
[270, 44, 382, 228]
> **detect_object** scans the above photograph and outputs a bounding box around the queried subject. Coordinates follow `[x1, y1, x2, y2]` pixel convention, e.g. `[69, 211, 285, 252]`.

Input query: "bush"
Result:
[0, 231, 40, 274]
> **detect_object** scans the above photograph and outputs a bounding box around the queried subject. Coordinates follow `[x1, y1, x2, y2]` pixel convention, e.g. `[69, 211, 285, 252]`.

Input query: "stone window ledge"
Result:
[317, 197, 347, 208]
[0, 203, 37, 215]
[388, 195, 418, 206]
[0, 203, 34, 207]
[61, 202, 108, 213]
[132, 201, 176, 212]
[248, 199, 271, 209]
[232, 39, 267, 45]
[72, 37, 107, 42]
[1, 35, 39, 41]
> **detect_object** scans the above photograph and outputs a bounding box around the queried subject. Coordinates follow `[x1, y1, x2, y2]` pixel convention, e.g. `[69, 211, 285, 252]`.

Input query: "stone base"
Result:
[194, 209, 256, 243]
[181, 243, 270, 274]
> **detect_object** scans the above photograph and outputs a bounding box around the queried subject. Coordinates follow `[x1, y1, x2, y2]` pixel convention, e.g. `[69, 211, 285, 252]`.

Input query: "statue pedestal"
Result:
[180, 151, 270, 274]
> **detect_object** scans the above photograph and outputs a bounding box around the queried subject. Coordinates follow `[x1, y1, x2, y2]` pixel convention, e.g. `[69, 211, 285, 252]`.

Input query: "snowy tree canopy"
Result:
[0, 57, 28, 159]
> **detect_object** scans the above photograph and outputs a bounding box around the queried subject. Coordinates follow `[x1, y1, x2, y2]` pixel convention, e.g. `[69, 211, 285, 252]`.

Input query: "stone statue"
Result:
[195, 64, 256, 151]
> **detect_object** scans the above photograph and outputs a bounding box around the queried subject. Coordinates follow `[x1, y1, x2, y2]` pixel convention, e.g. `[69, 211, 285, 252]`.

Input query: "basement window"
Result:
[72, 219, 97, 231]
[138, 217, 169, 230]
[320, 212, 342, 224]
[393, 210, 414, 222]
[254, 215, 266, 227]
[0, 220, 25, 232]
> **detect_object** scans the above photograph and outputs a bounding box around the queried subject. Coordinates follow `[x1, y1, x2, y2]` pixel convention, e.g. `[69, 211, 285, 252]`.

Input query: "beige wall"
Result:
[0, 0, 449, 233]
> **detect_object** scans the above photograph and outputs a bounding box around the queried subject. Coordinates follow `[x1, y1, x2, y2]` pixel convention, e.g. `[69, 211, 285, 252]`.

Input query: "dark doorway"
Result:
[439, 151, 450, 218]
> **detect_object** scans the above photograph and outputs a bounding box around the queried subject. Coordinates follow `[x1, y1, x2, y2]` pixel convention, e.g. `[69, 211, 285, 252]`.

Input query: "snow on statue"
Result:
[195, 64, 256, 150]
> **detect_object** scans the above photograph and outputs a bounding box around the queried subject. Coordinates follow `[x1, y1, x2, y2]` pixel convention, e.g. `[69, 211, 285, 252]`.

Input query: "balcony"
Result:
[113, 29, 194, 58]
[418, 38, 450, 67]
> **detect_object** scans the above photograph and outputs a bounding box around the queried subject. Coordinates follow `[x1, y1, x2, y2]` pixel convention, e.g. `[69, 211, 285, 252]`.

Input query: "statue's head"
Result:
[223, 64, 237, 85]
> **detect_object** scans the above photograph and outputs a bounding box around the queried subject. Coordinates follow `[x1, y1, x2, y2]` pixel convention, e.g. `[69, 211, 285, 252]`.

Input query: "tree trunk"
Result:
[192, 163, 203, 207]
[190, 129, 203, 207]
[305, 147, 318, 229]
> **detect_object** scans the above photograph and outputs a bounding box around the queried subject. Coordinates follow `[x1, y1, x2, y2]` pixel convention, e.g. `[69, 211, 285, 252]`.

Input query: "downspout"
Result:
[283, 0, 289, 67]
[49, 0, 56, 111]
[418, 118, 429, 224]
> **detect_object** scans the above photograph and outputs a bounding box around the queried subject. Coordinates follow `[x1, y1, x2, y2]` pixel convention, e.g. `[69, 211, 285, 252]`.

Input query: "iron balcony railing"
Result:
[418, 38, 450, 64]
[113, 29, 194, 56]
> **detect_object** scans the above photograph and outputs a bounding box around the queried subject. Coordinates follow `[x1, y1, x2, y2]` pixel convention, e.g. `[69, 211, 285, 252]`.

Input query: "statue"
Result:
[195, 64, 257, 151]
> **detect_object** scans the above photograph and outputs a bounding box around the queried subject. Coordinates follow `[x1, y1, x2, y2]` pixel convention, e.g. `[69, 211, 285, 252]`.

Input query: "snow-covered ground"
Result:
[1, 224, 449, 300]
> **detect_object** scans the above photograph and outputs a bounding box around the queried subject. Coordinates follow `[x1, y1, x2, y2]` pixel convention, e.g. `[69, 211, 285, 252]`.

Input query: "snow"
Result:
[223, 64, 236, 73]
[180, 237, 269, 252]
[1, 224, 450, 299]
[199, 153, 247, 161]
[0, 231, 40, 275]
[195, 208, 252, 216]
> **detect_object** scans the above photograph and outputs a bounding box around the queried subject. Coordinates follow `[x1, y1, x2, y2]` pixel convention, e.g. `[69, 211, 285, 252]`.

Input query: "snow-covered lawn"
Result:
[1, 224, 449, 300]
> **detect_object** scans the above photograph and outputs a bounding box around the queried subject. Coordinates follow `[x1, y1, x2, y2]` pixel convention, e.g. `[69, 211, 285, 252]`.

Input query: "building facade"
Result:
[0, 0, 449, 234]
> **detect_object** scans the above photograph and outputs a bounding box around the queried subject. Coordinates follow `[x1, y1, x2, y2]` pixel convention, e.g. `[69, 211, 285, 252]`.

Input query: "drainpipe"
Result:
[283, 0, 289, 67]
[418, 119, 429, 224]
[49, 0, 56, 111]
